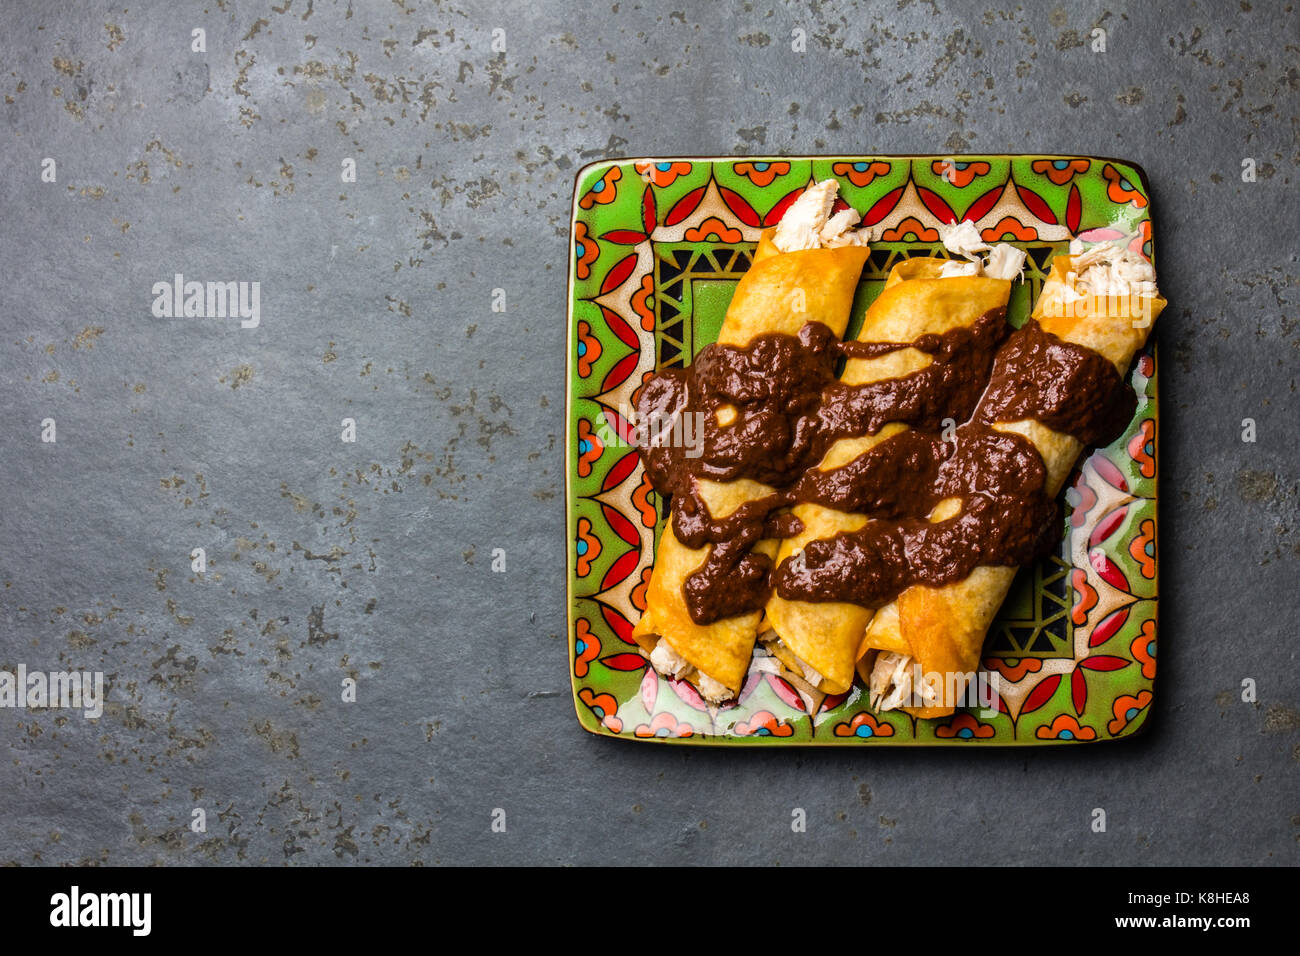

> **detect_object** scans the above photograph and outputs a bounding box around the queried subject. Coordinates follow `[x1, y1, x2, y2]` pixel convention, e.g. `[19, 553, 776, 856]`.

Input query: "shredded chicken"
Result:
[1067, 241, 1160, 298]
[868, 651, 938, 712]
[645, 638, 733, 703]
[773, 179, 874, 252]
[938, 220, 1027, 281]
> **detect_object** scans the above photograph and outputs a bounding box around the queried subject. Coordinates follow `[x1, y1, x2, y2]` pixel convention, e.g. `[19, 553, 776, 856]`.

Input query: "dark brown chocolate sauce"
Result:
[976, 318, 1135, 448]
[636, 308, 1136, 625]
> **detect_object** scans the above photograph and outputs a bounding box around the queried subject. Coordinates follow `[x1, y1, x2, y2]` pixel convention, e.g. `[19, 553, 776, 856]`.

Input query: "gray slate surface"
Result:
[0, 0, 1296, 866]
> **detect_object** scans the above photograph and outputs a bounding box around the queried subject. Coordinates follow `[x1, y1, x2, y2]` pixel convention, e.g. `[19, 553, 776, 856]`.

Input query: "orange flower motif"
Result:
[1107, 690, 1153, 735]
[832, 712, 895, 739]
[684, 216, 743, 243]
[832, 160, 891, 187]
[631, 370, 655, 410]
[733, 161, 790, 187]
[635, 161, 693, 188]
[630, 565, 653, 612]
[632, 472, 658, 529]
[579, 165, 622, 209]
[1128, 418, 1155, 479]
[879, 217, 940, 242]
[983, 657, 1043, 683]
[576, 418, 603, 478]
[931, 159, 990, 187]
[574, 618, 601, 678]
[934, 712, 996, 740]
[631, 273, 655, 331]
[1071, 568, 1098, 626]
[1103, 163, 1148, 208]
[576, 319, 602, 377]
[574, 516, 602, 576]
[1131, 619, 1156, 679]
[634, 711, 695, 738]
[1130, 218, 1153, 256]
[1036, 714, 1097, 741]
[734, 710, 794, 737]
[981, 217, 1037, 241]
[574, 221, 599, 280]
[579, 687, 623, 733]
[1032, 158, 1091, 185]
[1129, 518, 1156, 580]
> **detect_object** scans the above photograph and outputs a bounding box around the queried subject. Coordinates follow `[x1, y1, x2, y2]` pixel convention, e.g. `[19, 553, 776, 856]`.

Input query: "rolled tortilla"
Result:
[863, 244, 1167, 718]
[762, 252, 1019, 696]
[632, 180, 872, 702]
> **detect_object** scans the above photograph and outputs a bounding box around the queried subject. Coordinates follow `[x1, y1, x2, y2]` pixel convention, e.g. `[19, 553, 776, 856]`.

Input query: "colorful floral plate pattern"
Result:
[566, 156, 1159, 745]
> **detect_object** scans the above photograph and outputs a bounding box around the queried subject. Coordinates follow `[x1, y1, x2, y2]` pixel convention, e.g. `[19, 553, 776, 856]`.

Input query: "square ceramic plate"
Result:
[566, 155, 1158, 745]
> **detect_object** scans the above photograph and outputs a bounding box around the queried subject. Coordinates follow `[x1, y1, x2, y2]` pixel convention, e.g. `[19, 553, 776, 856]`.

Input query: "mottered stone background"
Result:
[0, 0, 1296, 865]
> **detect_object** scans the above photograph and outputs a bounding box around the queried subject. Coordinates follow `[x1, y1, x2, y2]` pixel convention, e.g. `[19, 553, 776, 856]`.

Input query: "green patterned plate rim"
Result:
[565, 155, 1159, 746]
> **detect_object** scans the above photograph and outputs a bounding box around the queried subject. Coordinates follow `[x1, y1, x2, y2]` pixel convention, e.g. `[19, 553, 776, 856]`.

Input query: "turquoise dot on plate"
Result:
[578, 341, 587, 356]
[1059, 730, 1074, 740]
[1053, 160, 1070, 170]
[853, 162, 869, 171]
[656, 727, 670, 737]
[954, 161, 968, 170]
[593, 180, 605, 193]
[575, 639, 585, 655]
[958, 728, 973, 739]
[757, 727, 771, 736]
[1121, 177, 1134, 190]
[856, 726, 874, 738]
[579, 439, 589, 454]
[576, 540, 588, 556]
[753, 162, 769, 171]
[1126, 707, 1139, 720]
[1147, 641, 1156, 658]
[656, 162, 671, 171]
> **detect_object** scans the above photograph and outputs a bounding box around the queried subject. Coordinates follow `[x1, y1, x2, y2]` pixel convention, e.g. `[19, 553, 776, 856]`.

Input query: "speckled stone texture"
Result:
[0, 0, 1295, 866]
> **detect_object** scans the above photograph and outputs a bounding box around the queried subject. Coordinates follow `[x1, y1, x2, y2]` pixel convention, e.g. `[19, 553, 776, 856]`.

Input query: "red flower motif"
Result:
[1031, 158, 1091, 185]
[634, 161, 692, 188]
[1068, 477, 1098, 528]
[1036, 714, 1097, 740]
[576, 319, 602, 378]
[1131, 619, 1156, 679]
[1071, 568, 1098, 626]
[981, 216, 1037, 241]
[934, 712, 996, 740]
[983, 657, 1042, 683]
[578, 687, 622, 732]
[573, 618, 600, 678]
[1129, 518, 1156, 580]
[631, 273, 655, 332]
[734, 710, 794, 737]
[832, 712, 895, 739]
[576, 418, 603, 478]
[574, 516, 602, 577]
[684, 216, 743, 243]
[574, 221, 599, 280]
[1107, 690, 1153, 735]
[630, 565, 653, 613]
[1103, 163, 1148, 208]
[1128, 418, 1155, 479]
[832, 160, 891, 187]
[879, 217, 940, 242]
[634, 711, 695, 738]
[733, 161, 790, 187]
[632, 472, 658, 529]
[579, 166, 622, 209]
[931, 159, 990, 187]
